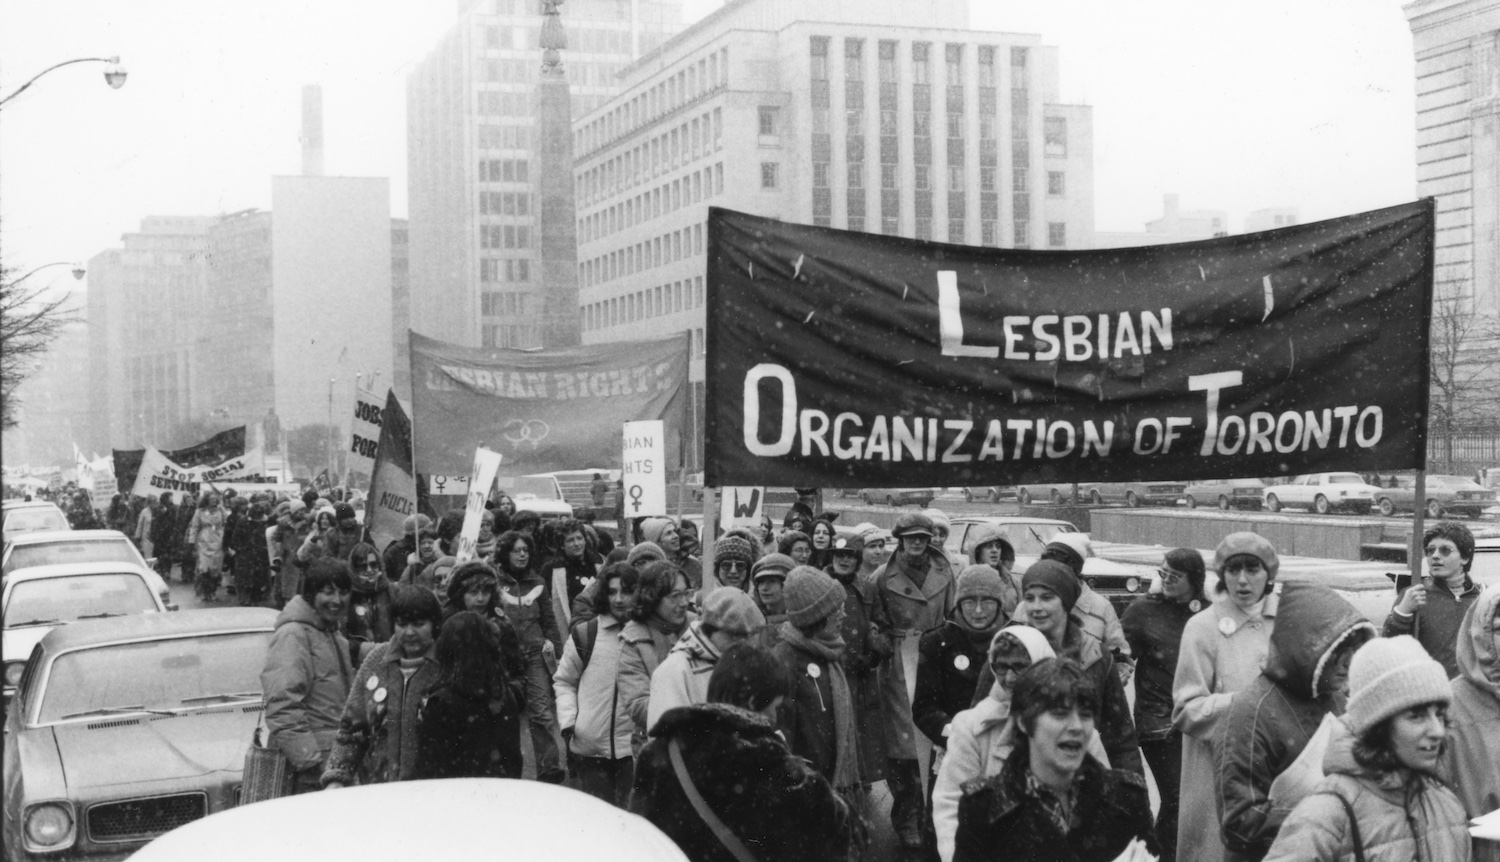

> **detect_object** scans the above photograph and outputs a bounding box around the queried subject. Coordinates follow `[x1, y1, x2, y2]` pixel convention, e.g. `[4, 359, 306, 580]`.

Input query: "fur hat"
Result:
[700, 587, 766, 636]
[1021, 559, 1082, 613]
[714, 535, 756, 569]
[627, 541, 667, 566]
[1344, 635, 1452, 735]
[957, 565, 1008, 603]
[783, 565, 846, 628]
[1214, 532, 1280, 578]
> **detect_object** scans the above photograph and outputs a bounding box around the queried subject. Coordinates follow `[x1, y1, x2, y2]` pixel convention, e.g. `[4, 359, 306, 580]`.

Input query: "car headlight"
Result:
[24, 802, 75, 848]
[4, 660, 24, 688]
[1125, 577, 1141, 593]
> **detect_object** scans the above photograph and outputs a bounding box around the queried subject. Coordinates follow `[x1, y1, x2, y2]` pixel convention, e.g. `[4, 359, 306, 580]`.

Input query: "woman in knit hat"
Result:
[709, 533, 757, 594]
[769, 566, 862, 795]
[638, 517, 702, 590]
[853, 523, 893, 578]
[646, 587, 766, 731]
[1011, 559, 1143, 777]
[751, 553, 795, 627]
[1173, 531, 1281, 862]
[824, 532, 892, 788]
[1118, 547, 1207, 862]
[1264, 636, 1470, 862]
[912, 565, 1012, 760]
[1036, 533, 1132, 673]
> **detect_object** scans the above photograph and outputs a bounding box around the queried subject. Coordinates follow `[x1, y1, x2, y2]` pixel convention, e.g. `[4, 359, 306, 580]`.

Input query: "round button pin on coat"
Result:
[1219, 617, 1238, 636]
[373, 687, 388, 703]
[954, 654, 970, 671]
[367, 675, 380, 692]
[807, 663, 821, 679]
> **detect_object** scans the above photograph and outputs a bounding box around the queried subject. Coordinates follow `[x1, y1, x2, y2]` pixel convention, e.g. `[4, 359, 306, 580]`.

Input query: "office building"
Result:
[574, 0, 1095, 404]
[406, 0, 684, 349]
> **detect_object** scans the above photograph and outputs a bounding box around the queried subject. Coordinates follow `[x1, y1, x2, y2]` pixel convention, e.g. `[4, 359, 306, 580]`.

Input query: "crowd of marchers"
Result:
[81, 477, 1497, 862]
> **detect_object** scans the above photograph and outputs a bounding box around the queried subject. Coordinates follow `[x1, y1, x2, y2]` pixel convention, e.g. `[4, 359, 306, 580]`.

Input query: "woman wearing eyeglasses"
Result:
[1172, 533, 1281, 862]
[618, 560, 696, 754]
[1119, 547, 1208, 862]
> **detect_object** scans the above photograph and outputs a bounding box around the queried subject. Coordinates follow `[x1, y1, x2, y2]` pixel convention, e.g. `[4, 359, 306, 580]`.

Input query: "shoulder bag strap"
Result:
[1325, 791, 1366, 862]
[668, 737, 759, 862]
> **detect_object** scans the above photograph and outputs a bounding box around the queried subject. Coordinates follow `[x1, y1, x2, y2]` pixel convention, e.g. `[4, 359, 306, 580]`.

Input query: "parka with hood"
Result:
[1214, 582, 1376, 862]
[646, 620, 722, 731]
[630, 704, 862, 862]
[1440, 584, 1500, 818]
[552, 612, 633, 761]
[1262, 719, 1471, 862]
[260, 594, 354, 772]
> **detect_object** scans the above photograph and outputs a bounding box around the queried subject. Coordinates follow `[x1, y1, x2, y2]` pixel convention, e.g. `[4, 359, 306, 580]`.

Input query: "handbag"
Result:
[240, 724, 294, 805]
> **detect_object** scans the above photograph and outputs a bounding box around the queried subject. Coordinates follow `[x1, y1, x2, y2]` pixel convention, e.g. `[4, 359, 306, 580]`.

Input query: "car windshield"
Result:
[3, 508, 69, 535]
[511, 477, 560, 499]
[1428, 475, 1476, 488]
[4, 573, 158, 627]
[37, 631, 271, 723]
[964, 522, 1075, 557]
[3, 538, 141, 576]
[1326, 473, 1365, 485]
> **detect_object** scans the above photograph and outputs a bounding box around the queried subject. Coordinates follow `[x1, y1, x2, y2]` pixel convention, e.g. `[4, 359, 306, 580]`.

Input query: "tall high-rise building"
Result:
[1406, 0, 1499, 315]
[573, 0, 1094, 402]
[405, 0, 683, 350]
[4, 312, 91, 467]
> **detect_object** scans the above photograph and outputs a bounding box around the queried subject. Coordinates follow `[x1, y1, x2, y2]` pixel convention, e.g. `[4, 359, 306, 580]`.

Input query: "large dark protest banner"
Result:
[410, 331, 692, 477]
[113, 426, 248, 494]
[367, 390, 416, 553]
[703, 202, 1435, 488]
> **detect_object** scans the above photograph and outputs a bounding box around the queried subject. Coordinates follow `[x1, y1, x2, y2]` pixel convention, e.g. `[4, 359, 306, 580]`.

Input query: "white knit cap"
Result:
[1344, 635, 1452, 735]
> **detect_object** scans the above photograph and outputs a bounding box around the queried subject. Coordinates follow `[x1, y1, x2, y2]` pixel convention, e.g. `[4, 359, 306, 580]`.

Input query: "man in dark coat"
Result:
[1212, 582, 1375, 862]
[150, 492, 181, 579]
[382, 513, 431, 584]
[227, 502, 273, 606]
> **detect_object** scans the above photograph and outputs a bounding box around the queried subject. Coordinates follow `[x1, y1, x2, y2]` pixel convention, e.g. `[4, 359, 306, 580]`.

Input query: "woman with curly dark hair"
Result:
[413, 611, 524, 779]
[492, 530, 564, 783]
[617, 560, 695, 753]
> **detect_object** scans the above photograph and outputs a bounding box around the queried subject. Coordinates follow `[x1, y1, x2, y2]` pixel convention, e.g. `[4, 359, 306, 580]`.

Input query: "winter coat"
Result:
[186, 506, 226, 571]
[647, 621, 719, 732]
[1017, 585, 1132, 663]
[1382, 575, 1482, 680]
[345, 580, 396, 658]
[321, 641, 440, 786]
[1263, 719, 1471, 862]
[953, 746, 1159, 862]
[552, 613, 632, 760]
[770, 635, 842, 780]
[829, 567, 891, 782]
[1173, 589, 1278, 862]
[619, 616, 693, 752]
[227, 515, 272, 588]
[1121, 591, 1204, 740]
[495, 566, 560, 657]
[912, 620, 991, 747]
[934, 693, 1110, 862]
[382, 536, 415, 584]
[1440, 585, 1500, 819]
[544, 549, 601, 647]
[631, 704, 861, 862]
[413, 682, 523, 779]
[270, 517, 313, 597]
[1214, 583, 1376, 862]
[873, 548, 956, 759]
[260, 595, 354, 771]
[135, 506, 154, 552]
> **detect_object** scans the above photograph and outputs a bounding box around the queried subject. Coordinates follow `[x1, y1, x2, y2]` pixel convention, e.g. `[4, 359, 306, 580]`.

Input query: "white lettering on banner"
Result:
[424, 361, 677, 399]
[937, 270, 1175, 362]
[622, 420, 667, 517]
[741, 367, 1386, 464]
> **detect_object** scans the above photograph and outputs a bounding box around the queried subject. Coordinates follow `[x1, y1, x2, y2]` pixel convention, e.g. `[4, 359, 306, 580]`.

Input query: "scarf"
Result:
[779, 622, 859, 792]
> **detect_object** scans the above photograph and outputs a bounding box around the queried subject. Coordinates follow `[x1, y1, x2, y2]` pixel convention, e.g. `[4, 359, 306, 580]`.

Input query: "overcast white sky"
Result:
[1, 0, 1417, 301]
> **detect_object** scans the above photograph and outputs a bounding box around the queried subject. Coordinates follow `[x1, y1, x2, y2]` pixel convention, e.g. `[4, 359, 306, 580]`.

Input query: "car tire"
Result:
[1266, 494, 1281, 513]
[1218, 495, 1232, 511]
[1018, 489, 1032, 506]
[1426, 499, 1444, 519]
[1314, 495, 1331, 515]
[962, 488, 973, 503]
[1125, 491, 1140, 508]
[1185, 495, 1197, 509]
[1378, 497, 1396, 517]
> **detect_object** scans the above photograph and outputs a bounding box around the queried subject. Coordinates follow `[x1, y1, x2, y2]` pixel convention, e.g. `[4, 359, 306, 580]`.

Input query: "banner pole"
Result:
[1407, 469, 1427, 640]
[701, 486, 718, 594]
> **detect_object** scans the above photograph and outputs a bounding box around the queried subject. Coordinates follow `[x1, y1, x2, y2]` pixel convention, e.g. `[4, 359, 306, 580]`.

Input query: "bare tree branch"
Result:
[1, 263, 80, 429]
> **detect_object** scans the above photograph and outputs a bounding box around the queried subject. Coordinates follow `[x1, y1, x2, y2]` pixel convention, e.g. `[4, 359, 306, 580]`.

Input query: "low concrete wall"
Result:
[1091, 509, 1387, 562]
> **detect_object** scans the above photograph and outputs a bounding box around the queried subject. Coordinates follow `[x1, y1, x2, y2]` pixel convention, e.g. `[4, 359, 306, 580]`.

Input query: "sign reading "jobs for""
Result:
[622, 420, 666, 518]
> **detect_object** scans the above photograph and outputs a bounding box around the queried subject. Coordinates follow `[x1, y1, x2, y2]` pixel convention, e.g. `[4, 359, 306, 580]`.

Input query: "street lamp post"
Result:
[8, 262, 85, 285]
[0, 56, 127, 109]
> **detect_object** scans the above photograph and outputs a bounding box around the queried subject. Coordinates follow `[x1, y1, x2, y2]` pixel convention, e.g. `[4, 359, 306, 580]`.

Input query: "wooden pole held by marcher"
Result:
[701, 487, 719, 593]
[1407, 469, 1427, 640]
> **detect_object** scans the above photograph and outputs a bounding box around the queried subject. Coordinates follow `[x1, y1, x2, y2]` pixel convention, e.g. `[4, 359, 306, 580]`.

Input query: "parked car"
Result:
[1372, 474, 1497, 519]
[1015, 483, 1079, 506]
[3, 562, 174, 700]
[1082, 481, 1187, 507]
[1183, 478, 1267, 511]
[3, 529, 155, 577]
[961, 486, 1012, 503]
[3, 608, 276, 861]
[1263, 472, 1380, 515]
[2, 501, 70, 543]
[946, 517, 1156, 615]
[858, 488, 939, 507]
[505, 474, 581, 520]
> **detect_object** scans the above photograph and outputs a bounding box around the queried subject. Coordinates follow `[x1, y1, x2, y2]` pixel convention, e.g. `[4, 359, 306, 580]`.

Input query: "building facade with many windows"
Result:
[406, 0, 682, 350]
[573, 0, 1093, 389]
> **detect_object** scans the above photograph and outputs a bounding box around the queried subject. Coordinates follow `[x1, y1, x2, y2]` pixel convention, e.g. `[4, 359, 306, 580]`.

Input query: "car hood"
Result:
[52, 708, 260, 790]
